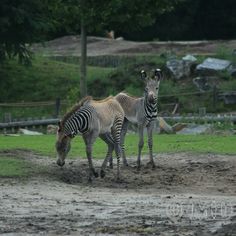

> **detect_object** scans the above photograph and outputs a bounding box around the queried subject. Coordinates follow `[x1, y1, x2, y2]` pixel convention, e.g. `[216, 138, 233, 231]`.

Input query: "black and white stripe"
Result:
[64, 106, 93, 137]
[144, 92, 158, 122]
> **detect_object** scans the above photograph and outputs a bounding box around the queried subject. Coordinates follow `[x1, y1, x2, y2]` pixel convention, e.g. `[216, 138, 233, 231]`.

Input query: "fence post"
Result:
[4, 113, 12, 123]
[212, 85, 217, 112]
[55, 98, 61, 118]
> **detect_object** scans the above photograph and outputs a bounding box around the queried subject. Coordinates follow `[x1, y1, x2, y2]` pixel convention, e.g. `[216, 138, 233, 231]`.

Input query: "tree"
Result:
[59, 0, 182, 98]
[0, 0, 58, 64]
[0, 0, 182, 97]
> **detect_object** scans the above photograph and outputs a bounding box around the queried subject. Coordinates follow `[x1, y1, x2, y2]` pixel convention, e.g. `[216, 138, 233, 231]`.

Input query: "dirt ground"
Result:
[32, 35, 236, 57]
[0, 150, 236, 235]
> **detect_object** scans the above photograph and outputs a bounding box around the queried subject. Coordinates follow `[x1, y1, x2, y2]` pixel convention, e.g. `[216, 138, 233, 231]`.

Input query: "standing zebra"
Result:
[113, 68, 163, 169]
[55, 96, 124, 181]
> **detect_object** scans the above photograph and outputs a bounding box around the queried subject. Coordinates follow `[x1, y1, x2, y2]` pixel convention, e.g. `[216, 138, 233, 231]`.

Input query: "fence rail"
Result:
[0, 115, 235, 131]
[0, 118, 59, 129]
[163, 115, 236, 123]
[0, 100, 67, 107]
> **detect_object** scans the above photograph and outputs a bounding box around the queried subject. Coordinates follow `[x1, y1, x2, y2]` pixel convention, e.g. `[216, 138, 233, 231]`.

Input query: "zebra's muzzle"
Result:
[57, 159, 65, 167]
[148, 96, 157, 104]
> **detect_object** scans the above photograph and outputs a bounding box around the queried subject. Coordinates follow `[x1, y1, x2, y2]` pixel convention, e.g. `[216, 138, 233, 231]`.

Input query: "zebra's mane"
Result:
[120, 91, 140, 99]
[93, 95, 113, 103]
[61, 96, 93, 127]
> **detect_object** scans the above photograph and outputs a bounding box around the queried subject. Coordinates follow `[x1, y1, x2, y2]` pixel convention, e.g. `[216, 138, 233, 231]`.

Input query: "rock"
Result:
[166, 59, 189, 80]
[177, 124, 212, 135]
[227, 64, 236, 77]
[182, 54, 197, 62]
[196, 58, 231, 75]
[115, 37, 124, 41]
[47, 124, 58, 134]
[219, 92, 236, 105]
[166, 54, 197, 80]
[193, 76, 218, 92]
[18, 128, 43, 135]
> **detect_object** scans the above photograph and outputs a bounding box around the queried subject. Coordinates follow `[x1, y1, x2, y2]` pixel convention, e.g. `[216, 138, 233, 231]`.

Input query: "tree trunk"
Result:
[80, 19, 87, 98]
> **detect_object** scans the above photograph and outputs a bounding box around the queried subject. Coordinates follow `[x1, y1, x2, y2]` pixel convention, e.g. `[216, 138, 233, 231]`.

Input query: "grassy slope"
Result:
[0, 57, 114, 119]
[0, 57, 114, 102]
[0, 134, 235, 159]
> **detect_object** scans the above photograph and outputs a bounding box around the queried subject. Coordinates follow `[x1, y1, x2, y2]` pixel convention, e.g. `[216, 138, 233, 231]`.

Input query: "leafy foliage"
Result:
[0, 0, 58, 64]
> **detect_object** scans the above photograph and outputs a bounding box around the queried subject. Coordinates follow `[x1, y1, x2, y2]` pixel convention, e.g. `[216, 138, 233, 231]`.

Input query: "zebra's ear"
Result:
[154, 68, 163, 81]
[140, 70, 147, 80]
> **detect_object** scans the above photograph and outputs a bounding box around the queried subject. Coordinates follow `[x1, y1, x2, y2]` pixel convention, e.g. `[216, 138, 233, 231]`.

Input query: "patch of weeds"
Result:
[0, 157, 31, 177]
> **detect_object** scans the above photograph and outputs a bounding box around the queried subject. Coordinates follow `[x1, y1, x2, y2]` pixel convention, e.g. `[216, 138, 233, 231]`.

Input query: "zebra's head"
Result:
[55, 121, 72, 167]
[141, 69, 163, 104]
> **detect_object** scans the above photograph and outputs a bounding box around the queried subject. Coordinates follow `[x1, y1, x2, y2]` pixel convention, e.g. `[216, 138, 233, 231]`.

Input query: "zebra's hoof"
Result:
[147, 161, 156, 169]
[116, 177, 122, 183]
[137, 165, 141, 171]
[87, 176, 93, 183]
[93, 171, 99, 178]
[123, 161, 129, 167]
[100, 170, 106, 178]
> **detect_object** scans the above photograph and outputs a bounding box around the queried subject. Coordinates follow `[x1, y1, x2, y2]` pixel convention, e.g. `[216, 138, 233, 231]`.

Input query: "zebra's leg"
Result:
[137, 124, 144, 170]
[111, 120, 123, 182]
[120, 118, 129, 166]
[83, 133, 99, 181]
[147, 121, 156, 169]
[108, 154, 113, 169]
[99, 133, 114, 178]
[114, 142, 122, 182]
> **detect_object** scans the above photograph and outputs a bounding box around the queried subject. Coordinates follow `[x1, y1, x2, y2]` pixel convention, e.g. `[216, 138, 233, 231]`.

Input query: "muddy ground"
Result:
[0, 150, 236, 235]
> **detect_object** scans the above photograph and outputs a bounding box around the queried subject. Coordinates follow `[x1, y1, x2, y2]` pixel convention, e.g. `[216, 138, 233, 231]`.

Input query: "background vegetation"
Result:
[0, 0, 236, 121]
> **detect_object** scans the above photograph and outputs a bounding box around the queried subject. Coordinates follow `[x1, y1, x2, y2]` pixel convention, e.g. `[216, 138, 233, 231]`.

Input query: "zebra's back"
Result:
[89, 97, 124, 134]
[115, 92, 143, 124]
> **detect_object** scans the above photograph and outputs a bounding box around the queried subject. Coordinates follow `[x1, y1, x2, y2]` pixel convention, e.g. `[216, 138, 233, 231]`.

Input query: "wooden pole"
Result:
[80, 17, 87, 98]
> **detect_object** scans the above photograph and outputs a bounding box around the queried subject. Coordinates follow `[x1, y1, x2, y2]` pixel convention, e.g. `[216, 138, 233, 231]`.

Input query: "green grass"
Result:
[0, 57, 114, 119]
[0, 134, 235, 159]
[0, 157, 29, 177]
[0, 56, 114, 102]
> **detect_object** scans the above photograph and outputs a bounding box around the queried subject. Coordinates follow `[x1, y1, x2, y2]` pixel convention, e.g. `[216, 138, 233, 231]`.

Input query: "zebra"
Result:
[55, 96, 124, 181]
[112, 68, 163, 170]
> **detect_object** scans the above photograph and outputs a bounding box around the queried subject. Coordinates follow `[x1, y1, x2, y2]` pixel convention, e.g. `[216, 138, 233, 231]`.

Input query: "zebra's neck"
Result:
[64, 107, 91, 136]
[143, 94, 158, 121]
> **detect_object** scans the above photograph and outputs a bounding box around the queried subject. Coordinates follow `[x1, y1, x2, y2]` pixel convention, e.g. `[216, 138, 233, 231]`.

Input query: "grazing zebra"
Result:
[55, 96, 124, 181]
[113, 68, 163, 169]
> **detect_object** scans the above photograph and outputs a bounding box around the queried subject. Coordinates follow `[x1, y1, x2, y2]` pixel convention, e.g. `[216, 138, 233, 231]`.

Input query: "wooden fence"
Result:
[0, 99, 67, 123]
[0, 90, 235, 133]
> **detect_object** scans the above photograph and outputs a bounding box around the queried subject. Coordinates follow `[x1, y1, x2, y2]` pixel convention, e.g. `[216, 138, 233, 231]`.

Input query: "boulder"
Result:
[177, 124, 212, 135]
[219, 92, 236, 105]
[18, 128, 43, 135]
[227, 64, 236, 78]
[182, 54, 197, 62]
[166, 54, 197, 80]
[193, 76, 218, 92]
[196, 58, 231, 75]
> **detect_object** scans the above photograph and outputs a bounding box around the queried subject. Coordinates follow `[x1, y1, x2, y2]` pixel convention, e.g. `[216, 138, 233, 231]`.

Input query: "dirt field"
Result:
[0, 150, 236, 235]
[32, 35, 236, 57]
